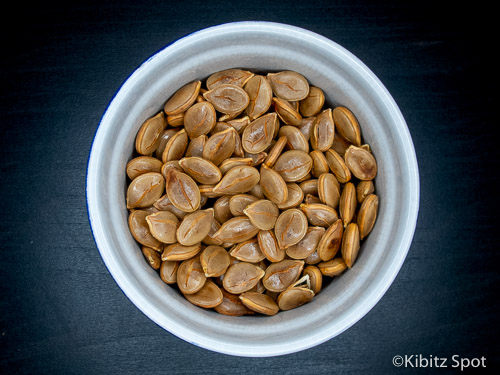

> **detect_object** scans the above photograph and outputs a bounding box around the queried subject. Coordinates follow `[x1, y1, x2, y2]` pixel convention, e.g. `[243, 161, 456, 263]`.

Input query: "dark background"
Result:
[1, 0, 499, 373]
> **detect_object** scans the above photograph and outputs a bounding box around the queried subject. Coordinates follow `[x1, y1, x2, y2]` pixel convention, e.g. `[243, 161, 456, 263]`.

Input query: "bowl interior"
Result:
[87, 21, 419, 357]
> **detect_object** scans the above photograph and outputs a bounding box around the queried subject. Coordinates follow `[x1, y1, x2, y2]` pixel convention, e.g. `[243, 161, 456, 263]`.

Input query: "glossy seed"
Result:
[279, 125, 309, 153]
[241, 113, 278, 154]
[330, 134, 352, 156]
[300, 203, 339, 228]
[239, 292, 279, 315]
[229, 238, 266, 263]
[274, 150, 313, 182]
[164, 80, 201, 116]
[126, 172, 165, 209]
[341, 223, 361, 268]
[299, 86, 325, 117]
[262, 259, 305, 292]
[155, 129, 180, 159]
[203, 84, 250, 115]
[141, 246, 161, 270]
[135, 112, 167, 155]
[206, 68, 254, 90]
[318, 258, 347, 277]
[218, 157, 254, 174]
[153, 194, 187, 219]
[213, 195, 233, 224]
[277, 285, 314, 311]
[177, 256, 206, 295]
[179, 156, 222, 185]
[317, 218, 343, 261]
[344, 145, 378, 180]
[244, 75, 273, 120]
[274, 209, 308, 249]
[318, 173, 341, 208]
[357, 194, 379, 239]
[166, 112, 184, 127]
[243, 199, 279, 230]
[126, 156, 163, 181]
[258, 229, 285, 262]
[215, 289, 254, 316]
[202, 216, 224, 246]
[127, 210, 162, 250]
[298, 116, 315, 141]
[161, 242, 202, 261]
[213, 216, 259, 243]
[259, 165, 288, 205]
[299, 179, 318, 196]
[309, 150, 329, 178]
[263, 135, 287, 168]
[166, 169, 201, 213]
[332, 106, 361, 146]
[339, 182, 357, 227]
[310, 109, 335, 152]
[277, 183, 304, 210]
[223, 262, 265, 294]
[286, 226, 325, 260]
[161, 128, 188, 163]
[200, 245, 230, 277]
[229, 194, 259, 216]
[183, 101, 217, 139]
[145, 211, 179, 244]
[303, 265, 323, 294]
[273, 97, 302, 126]
[182, 134, 207, 159]
[356, 180, 375, 204]
[160, 160, 182, 180]
[176, 208, 214, 246]
[159, 260, 179, 284]
[267, 71, 310, 101]
[226, 116, 251, 133]
[202, 128, 236, 166]
[325, 148, 351, 183]
[213, 166, 260, 195]
[184, 279, 223, 309]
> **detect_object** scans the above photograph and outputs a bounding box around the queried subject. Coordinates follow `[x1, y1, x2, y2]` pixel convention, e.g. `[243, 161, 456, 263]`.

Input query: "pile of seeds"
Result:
[126, 69, 379, 316]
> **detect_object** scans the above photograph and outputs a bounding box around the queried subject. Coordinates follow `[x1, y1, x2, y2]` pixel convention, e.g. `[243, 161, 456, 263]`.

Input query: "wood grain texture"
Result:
[1, 0, 499, 373]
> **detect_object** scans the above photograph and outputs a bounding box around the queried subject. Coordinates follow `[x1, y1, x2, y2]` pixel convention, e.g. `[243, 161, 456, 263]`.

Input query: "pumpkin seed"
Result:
[126, 172, 165, 209]
[239, 292, 279, 315]
[244, 75, 273, 120]
[135, 111, 167, 155]
[332, 106, 361, 146]
[223, 262, 265, 294]
[341, 223, 360, 268]
[176, 208, 214, 246]
[164, 80, 201, 116]
[267, 71, 309, 101]
[357, 194, 379, 240]
[344, 145, 378, 180]
[206, 68, 254, 90]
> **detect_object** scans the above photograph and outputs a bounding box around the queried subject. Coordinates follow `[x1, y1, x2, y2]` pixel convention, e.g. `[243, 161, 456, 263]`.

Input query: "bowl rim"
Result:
[86, 20, 420, 357]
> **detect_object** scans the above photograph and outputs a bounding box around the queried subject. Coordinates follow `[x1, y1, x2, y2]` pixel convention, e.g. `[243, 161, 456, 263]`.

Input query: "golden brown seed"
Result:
[262, 259, 305, 292]
[203, 84, 250, 115]
[318, 258, 347, 277]
[206, 68, 254, 90]
[126, 172, 165, 209]
[213, 195, 233, 224]
[279, 125, 309, 153]
[215, 289, 254, 316]
[259, 165, 288, 205]
[161, 128, 188, 163]
[213, 166, 260, 195]
[178, 157, 222, 185]
[141, 246, 161, 270]
[223, 262, 265, 294]
[356, 180, 375, 204]
[239, 292, 279, 316]
[273, 97, 302, 126]
[184, 279, 223, 309]
[226, 116, 251, 133]
[164, 80, 201, 116]
[135, 112, 167, 155]
[286, 226, 325, 260]
[263, 135, 287, 168]
[202, 128, 236, 166]
[166, 169, 201, 213]
[159, 260, 179, 284]
[258, 230, 285, 263]
[325, 148, 351, 183]
[332, 106, 361, 146]
[357, 194, 379, 240]
[341, 223, 360, 268]
[176, 208, 214, 246]
[344, 145, 378, 180]
[243, 199, 279, 231]
[274, 150, 313, 182]
[218, 157, 254, 174]
[160, 160, 182, 180]
[299, 86, 325, 117]
[177, 256, 206, 295]
[126, 156, 163, 181]
[303, 265, 323, 294]
[310, 109, 335, 152]
[200, 245, 230, 277]
[300, 203, 339, 228]
[267, 71, 310, 101]
[202, 216, 224, 246]
[183, 101, 217, 139]
[309, 150, 329, 178]
[299, 179, 318, 196]
[155, 129, 179, 159]
[127, 210, 162, 251]
[167, 113, 184, 127]
[298, 116, 315, 141]
[317, 173, 341, 208]
[244, 151, 268, 166]
[213, 216, 259, 243]
[241, 113, 278, 154]
[277, 286, 314, 311]
[304, 194, 321, 205]
[339, 182, 357, 227]
[274, 209, 308, 249]
[145, 211, 179, 244]
[305, 250, 321, 265]
[161, 242, 202, 261]
[229, 194, 259, 216]
[229, 238, 265, 263]
[277, 183, 304, 210]
[153, 194, 187, 220]
[317, 219, 343, 261]
[244, 75, 273, 120]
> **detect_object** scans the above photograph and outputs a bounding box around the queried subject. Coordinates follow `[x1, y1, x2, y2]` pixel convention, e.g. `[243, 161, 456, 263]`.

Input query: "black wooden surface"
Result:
[1, 1, 499, 373]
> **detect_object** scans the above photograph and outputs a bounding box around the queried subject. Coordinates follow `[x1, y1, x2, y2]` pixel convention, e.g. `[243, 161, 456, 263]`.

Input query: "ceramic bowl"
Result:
[87, 21, 419, 357]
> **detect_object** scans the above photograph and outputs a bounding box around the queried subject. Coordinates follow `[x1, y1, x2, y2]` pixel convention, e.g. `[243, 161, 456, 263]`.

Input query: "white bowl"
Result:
[87, 21, 419, 357]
